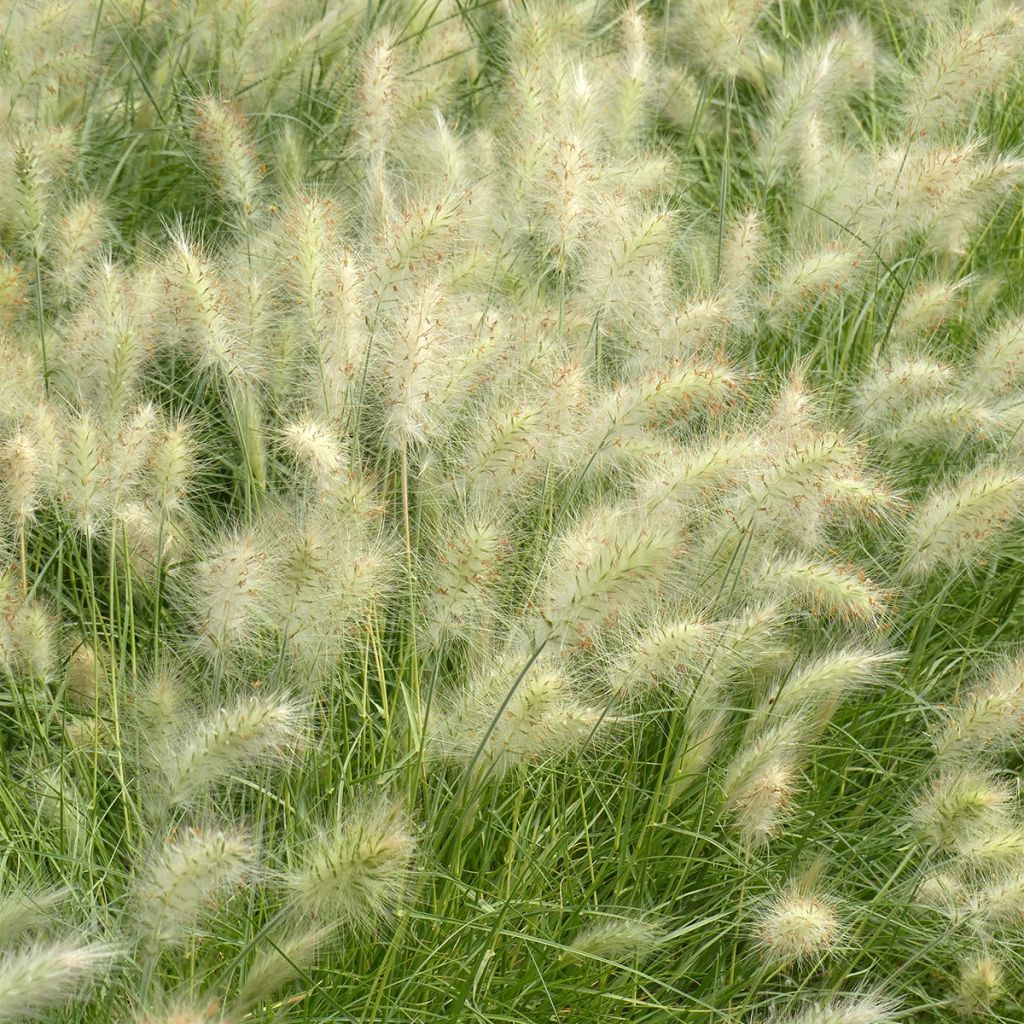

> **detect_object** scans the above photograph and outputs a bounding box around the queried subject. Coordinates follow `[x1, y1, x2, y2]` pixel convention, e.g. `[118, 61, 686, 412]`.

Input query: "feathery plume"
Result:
[189, 531, 271, 659]
[0, 941, 117, 1023]
[956, 955, 1004, 1014]
[773, 993, 899, 1024]
[287, 799, 414, 926]
[563, 915, 665, 963]
[754, 888, 841, 966]
[135, 828, 255, 948]
[914, 768, 1013, 847]
[765, 649, 895, 718]
[430, 656, 610, 778]
[757, 555, 889, 624]
[905, 465, 1024, 576]
[972, 313, 1024, 397]
[538, 506, 680, 647]
[0, 890, 65, 947]
[608, 616, 718, 703]
[904, 7, 1024, 136]
[762, 245, 865, 326]
[159, 696, 300, 806]
[228, 925, 333, 1020]
[934, 655, 1024, 760]
[722, 720, 804, 845]
[193, 96, 263, 217]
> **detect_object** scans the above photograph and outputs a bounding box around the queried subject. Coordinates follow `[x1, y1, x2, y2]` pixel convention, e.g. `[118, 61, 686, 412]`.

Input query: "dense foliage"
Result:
[1, 2, 1024, 1022]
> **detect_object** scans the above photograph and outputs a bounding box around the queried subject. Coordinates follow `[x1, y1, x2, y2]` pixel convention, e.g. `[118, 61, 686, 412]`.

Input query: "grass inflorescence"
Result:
[0, 2, 1024, 1022]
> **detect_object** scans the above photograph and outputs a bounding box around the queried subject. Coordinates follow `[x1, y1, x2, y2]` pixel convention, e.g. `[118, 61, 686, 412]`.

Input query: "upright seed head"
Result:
[279, 418, 348, 495]
[423, 517, 503, 648]
[722, 720, 804, 845]
[193, 95, 263, 216]
[671, 0, 769, 80]
[148, 421, 194, 516]
[956, 954, 1004, 1014]
[65, 638, 105, 710]
[50, 198, 107, 299]
[190, 531, 271, 659]
[57, 413, 111, 535]
[354, 28, 400, 163]
[0, 430, 43, 524]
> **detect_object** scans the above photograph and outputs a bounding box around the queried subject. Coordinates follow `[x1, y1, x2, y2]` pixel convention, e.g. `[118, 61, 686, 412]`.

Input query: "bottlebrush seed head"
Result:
[160, 696, 301, 806]
[904, 465, 1024, 577]
[563, 914, 666, 963]
[774, 993, 899, 1024]
[956, 954, 1004, 1014]
[135, 827, 256, 948]
[913, 768, 1013, 847]
[287, 798, 415, 927]
[933, 654, 1024, 761]
[754, 889, 841, 965]
[193, 95, 263, 215]
[0, 940, 118, 1023]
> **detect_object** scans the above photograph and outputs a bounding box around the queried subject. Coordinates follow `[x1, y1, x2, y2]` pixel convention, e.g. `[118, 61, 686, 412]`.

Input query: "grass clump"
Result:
[1, 2, 1024, 1022]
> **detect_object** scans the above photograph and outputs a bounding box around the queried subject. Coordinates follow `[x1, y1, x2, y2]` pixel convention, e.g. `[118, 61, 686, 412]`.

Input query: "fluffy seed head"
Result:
[905, 465, 1024, 577]
[230, 925, 333, 1018]
[429, 658, 610, 779]
[193, 96, 262, 214]
[934, 655, 1024, 760]
[423, 518, 503, 647]
[956, 822, 1024, 868]
[160, 696, 300, 806]
[759, 556, 889, 624]
[563, 915, 666, 963]
[766, 649, 895, 718]
[763, 245, 865, 326]
[135, 827, 256, 947]
[287, 799, 414, 926]
[775, 993, 899, 1024]
[972, 313, 1024, 397]
[190, 531, 271, 658]
[609, 617, 718, 703]
[722, 720, 803, 845]
[914, 768, 1013, 847]
[148, 421, 194, 515]
[754, 890, 841, 965]
[539, 506, 680, 647]
[0, 890, 65, 946]
[956, 955, 1004, 1014]
[0, 940, 117, 1023]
